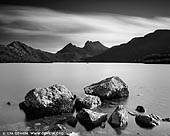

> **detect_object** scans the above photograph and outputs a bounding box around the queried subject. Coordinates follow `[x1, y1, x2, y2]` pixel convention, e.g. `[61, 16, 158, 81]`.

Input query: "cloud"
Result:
[0, 5, 170, 52]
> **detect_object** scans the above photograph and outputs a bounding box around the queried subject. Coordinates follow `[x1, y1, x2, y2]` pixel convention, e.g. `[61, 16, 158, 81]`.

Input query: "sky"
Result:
[0, 0, 170, 52]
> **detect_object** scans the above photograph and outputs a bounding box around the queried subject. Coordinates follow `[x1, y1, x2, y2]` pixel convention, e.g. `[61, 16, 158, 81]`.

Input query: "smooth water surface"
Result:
[0, 63, 170, 136]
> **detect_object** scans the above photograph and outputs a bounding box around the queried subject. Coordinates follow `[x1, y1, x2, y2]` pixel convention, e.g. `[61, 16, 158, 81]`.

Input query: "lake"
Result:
[0, 63, 170, 136]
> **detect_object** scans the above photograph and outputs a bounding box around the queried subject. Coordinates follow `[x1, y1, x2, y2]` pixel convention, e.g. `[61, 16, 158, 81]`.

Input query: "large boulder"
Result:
[135, 114, 161, 128]
[76, 108, 107, 131]
[75, 94, 101, 111]
[108, 105, 128, 128]
[19, 84, 75, 119]
[84, 76, 129, 100]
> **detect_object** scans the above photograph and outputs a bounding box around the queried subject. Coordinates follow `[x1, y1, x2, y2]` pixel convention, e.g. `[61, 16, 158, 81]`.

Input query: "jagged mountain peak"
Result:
[66, 42, 74, 46]
[83, 40, 108, 51]
[85, 40, 101, 45]
[11, 41, 23, 44]
[84, 40, 102, 47]
[63, 42, 78, 49]
[56, 42, 79, 54]
[7, 41, 31, 50]
[8, 41, 24, 46]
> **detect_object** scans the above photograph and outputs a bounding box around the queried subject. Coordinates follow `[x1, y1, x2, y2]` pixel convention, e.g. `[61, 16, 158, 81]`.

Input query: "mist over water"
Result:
[0, 63, 170, 135]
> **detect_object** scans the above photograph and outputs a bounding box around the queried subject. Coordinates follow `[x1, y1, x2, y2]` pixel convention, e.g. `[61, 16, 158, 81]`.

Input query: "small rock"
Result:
[137, 94, 143, 96]
[135, 114, 161, 128]
[75, 94, 101, 111]
[135, 105, 145, 113]
[34, 123, 41, 126]
[76, 108, 107, 131]
[84, 76, 129, 100]
[108, 105, 128, 128]
[137, 132, 141, 135]
[162, 118, 170, 122]
[128, 111, 137, 116]
[7, 102, 11, 105]
[68, 132, 80, 136]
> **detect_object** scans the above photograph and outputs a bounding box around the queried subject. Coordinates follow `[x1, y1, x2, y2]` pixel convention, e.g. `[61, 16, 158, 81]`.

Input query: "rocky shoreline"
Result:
[1, 76, 170, 135]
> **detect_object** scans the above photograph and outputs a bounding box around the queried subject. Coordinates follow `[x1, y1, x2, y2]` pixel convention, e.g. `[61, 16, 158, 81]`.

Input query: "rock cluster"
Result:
[18, 76, 130, 133]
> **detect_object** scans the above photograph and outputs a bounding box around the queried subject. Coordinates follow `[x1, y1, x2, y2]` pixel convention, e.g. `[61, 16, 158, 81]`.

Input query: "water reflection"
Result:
[109, 123, 128, 135]
[100, 97, 128, 109]
[1, 64, 170, 135]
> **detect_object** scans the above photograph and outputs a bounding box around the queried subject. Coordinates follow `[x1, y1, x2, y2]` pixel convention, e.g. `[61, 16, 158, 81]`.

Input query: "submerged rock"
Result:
[19, 84, 75, 120]
[75, 94, 101, 111]
[7, 102, 11, 105]
[66, 116, 78, 128]
[84, 76, 129, 100]
[135, 114, 161, 128]
[136, 105, 145, 113]
[108, 105, 128, 128]
[76, 108, 107, 131]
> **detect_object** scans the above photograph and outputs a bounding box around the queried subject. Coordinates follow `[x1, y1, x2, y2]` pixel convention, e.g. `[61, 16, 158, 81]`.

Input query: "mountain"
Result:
[84, 29, 170, 63]
[55, 41, 108, 62]
[83, 41, 109, 54]
[0, 41, 57, 63]
[1, 30, 170, 63]
[0, 40, 108, 63]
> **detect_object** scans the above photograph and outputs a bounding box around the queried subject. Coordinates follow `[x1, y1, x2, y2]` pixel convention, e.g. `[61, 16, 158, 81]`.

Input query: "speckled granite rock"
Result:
[108, 105, 128, 128]
[19, 84, 75, 119]
[84, 76, 129, 100]
[76, 108, 107, 131]
[75, 94, 101, 111]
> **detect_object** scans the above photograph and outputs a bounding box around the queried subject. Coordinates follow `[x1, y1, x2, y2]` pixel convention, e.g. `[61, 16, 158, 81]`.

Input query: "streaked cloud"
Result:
[0, 5, 170, 52]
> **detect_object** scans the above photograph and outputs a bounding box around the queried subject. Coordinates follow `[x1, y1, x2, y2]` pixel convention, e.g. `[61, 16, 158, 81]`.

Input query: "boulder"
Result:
[75, 94, 101, 111]
[135, 105, 145, 113]
[108, 105, 128, 128]
[76, 108, 107, 131]
[135, 114, 161, 128]
[19, 84, 75, 119]
[84, 76, 129, 100]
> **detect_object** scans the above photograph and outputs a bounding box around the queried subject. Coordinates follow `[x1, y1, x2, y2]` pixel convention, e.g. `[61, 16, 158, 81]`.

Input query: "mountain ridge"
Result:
[84, 29, 170, 63]
[1, 29, 170, 63]
[0, 40, 108, 62]
[55, 41, 108, 62]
